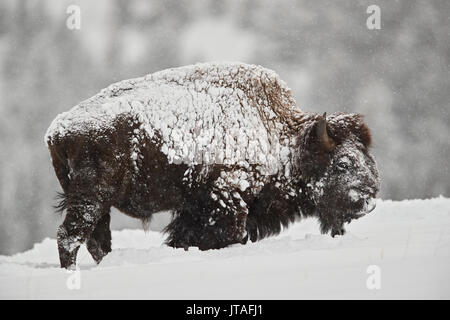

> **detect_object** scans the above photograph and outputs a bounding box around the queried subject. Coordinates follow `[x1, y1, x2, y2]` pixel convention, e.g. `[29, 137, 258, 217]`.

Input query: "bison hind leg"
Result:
[57, 197, 111, 269]
[56, 225, 80, 270]
[86, 213, 112, 264]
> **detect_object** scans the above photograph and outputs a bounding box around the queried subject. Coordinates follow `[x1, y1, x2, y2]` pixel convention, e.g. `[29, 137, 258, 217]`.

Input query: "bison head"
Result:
[297, 113, 380, 237]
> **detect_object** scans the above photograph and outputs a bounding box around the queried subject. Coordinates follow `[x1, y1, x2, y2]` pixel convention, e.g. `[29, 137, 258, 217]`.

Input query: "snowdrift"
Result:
[1, 197, 449, 299]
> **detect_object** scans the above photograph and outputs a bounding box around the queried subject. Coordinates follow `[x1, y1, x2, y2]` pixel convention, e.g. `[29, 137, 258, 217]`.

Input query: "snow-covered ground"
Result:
[1, 197, 449, 299]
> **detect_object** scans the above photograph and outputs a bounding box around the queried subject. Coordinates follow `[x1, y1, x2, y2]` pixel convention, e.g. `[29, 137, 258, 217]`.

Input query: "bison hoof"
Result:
[166, 238, 189, 251]
[87, 239, 111, 264]
[57, 226, 80, 269]
[240, 233, 249, 245]
[331, 227, 346, 237]
[58, 249, 78, 269]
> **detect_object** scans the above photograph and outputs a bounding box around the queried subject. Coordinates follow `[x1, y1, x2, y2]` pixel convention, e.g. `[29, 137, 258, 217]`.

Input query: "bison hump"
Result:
[45, 62, 300, 172]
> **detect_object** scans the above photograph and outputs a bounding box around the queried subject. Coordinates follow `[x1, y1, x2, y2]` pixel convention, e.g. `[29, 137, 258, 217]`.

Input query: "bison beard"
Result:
[45, 62, 380, 269]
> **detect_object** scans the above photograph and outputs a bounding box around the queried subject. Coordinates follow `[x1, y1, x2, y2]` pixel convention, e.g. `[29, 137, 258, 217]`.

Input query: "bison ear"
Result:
[316, 112, 336, 152]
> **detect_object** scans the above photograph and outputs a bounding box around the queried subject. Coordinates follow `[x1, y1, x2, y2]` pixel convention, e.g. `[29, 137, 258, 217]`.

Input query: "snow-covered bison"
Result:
[46, 62, 380, 268]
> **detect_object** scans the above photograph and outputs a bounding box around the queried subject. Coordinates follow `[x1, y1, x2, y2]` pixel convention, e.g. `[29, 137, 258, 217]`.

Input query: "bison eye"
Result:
[336, 161, 350, 171]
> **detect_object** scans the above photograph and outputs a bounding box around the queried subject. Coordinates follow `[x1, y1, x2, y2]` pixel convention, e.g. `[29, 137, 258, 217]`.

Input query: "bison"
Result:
[45, 62, 380, 269]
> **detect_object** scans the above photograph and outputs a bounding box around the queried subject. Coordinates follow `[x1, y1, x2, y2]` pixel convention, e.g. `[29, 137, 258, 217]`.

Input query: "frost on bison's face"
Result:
[297, 113, 380, 237]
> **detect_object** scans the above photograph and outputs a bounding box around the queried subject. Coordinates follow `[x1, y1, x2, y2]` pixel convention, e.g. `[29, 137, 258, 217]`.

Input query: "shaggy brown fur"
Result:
[46, 63, 380, 268]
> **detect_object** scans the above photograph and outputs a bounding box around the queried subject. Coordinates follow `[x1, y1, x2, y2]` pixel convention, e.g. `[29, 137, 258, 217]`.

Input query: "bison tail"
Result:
[54, 191, 68, 215]
[48, 142, 71, 215]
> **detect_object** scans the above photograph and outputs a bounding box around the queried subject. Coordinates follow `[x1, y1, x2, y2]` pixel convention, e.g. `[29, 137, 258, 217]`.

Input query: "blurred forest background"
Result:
[0, 0, 449, 255]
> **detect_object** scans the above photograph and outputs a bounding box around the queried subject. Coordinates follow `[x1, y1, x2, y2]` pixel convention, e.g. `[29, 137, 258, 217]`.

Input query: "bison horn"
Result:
[316, 112, 336, 151]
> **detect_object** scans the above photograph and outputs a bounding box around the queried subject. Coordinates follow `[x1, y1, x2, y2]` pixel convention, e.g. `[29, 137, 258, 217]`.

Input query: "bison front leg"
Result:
[165, 187, 248, 251]
[316, 209, 346, 238]
[57, 197, 107, 269]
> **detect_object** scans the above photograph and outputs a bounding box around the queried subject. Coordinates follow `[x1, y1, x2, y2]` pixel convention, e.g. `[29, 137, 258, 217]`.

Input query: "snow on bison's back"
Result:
[45, 62, 380, 269]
